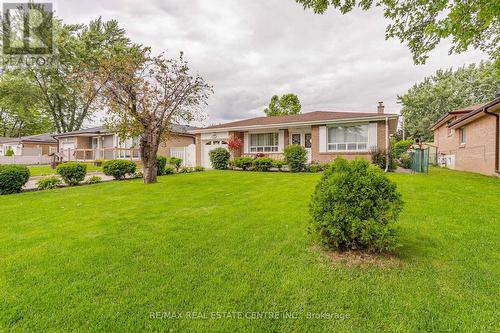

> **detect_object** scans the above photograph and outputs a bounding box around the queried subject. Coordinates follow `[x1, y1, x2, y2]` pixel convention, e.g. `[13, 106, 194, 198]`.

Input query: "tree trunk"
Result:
[140, 127, 161, 184]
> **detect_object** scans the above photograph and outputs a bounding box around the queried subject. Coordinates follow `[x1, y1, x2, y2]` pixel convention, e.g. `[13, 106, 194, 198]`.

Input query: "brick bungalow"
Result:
[0, 134, 57, 156]
[431, 96, 500, 176]
[191, 102, 398, 168]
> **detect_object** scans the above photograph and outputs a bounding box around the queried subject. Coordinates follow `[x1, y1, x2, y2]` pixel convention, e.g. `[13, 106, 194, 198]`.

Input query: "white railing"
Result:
[327, 142, 368, 151]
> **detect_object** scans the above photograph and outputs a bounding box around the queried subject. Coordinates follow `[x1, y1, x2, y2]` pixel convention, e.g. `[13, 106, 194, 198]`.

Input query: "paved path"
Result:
[24, 171, 115, 190]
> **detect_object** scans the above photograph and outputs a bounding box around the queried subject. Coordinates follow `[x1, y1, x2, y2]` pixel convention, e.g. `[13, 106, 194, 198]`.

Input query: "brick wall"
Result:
[157, 135, 195, 157]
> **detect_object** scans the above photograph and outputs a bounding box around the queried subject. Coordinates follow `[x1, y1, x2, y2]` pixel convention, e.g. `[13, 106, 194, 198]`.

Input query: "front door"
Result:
[290, 132, 312, 163]
[92, 137, 100, 160]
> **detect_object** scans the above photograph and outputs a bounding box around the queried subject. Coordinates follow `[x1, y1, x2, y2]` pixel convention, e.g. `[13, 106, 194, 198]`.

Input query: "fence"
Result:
[0, 155, 51, 165]
[170, 145, 196, 167]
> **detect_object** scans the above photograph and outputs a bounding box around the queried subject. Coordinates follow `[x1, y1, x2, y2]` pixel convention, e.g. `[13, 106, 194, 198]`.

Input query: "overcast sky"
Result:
[57, 0, 488, 126]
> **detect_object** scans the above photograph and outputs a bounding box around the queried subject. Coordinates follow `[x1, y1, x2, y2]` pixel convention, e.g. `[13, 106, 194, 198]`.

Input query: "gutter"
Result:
[385, 117, 389, 172]
[484, 109, 499, 174]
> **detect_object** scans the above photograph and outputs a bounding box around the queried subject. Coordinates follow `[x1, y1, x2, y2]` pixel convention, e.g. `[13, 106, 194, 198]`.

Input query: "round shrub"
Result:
[0, 165, 30, 195]
[4, 148, 14, 156]
[209, 148, 230, 170]
[393, 139, 414, 158]
[307, 164, 321, 173]
[253, 157, 273, 171]
[36, 176, 62, 190]
[272, 159, 284, 171]
[157, 156, 167, 176]
[102, 160, 136, 180]
[309, 158, 403, 253]
[234, 156, 253, 170]
[85, 176, 102, 184]
[169, 157, 182, 172]
[284, 144, 307, 172]
[164, 166, 175, 175]
[56, 162, 87, 186]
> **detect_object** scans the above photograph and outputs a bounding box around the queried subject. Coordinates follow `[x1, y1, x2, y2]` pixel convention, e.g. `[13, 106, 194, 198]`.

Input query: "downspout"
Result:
[385, 117, 389, 172]
[484, 109, 499, 173]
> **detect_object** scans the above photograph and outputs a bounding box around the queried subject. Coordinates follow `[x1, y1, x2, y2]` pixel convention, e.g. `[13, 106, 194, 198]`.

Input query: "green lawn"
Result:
[0, 168, 498, 332]
[28, 163, 102, 176]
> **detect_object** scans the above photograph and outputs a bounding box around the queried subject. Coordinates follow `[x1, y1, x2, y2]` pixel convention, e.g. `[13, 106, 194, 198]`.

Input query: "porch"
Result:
[62, 148, 141, 162]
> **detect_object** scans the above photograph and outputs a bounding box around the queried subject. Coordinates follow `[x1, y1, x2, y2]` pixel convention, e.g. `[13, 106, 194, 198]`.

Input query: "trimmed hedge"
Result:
[253, 157, 273, 171]
[0, 164, 30, 195]
[56, 162, 87, 186]
[234, 156, 253, 170]
[272, 159, 284, 171]
[209, 148, 230, 170]
[284, 144, 307, 172]
[310, 158, 403, 252]
[157, 156, 167, 176]
[102, 160, 136, 180]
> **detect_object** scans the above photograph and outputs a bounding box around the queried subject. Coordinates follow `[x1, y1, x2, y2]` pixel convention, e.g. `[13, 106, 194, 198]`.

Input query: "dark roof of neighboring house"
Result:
[0, 133, 57, 144]
[53, 124, 198, 137]
[199, 111, 398, 131]
[431, 99, 500, 130]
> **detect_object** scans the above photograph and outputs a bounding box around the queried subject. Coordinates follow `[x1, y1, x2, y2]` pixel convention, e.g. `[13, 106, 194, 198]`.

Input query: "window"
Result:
[459, 127, 466, 145]
[291, 134, 301, 145]
[250, 133, 278, 152]
[305, 133, 312, 148]
[327, 124, 368, 151]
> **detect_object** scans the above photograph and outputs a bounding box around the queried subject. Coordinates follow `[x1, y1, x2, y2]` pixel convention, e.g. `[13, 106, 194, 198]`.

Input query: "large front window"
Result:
[250, 133, 278, 152]
[328, 124, 368, 151]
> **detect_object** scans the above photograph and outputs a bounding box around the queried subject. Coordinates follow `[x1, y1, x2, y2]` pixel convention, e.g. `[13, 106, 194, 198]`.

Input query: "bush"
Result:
[0, 165, 30, 194]
[164, 166, 175, 175]
[169, 157, 182, 172]
[85, 176, 102, 184]
[179, 166, 193, 173]
[233, 156, 253, 170]
[102, 160, 136, 180]
[253, 157, 274, 171]
[209, 148, 230, 170]
[310, 158, 403, 253]
[307, 164, 321, 173]
[194, 166, 205, 172]
[56, 162, 87, 185]
[272, 159, 284, 171]
[398, 153, 412, 169]
[284, 145, 307, 172]
[393, 139, 415, 158]
[4, 148, 14, 156]
[371, 149, 397, 171]
[36, 176, 62, 190]
[157, 156, 168, 176]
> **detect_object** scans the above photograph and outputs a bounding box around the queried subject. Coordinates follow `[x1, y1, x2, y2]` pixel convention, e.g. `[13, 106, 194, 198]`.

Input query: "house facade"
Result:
[431, 97, 500, 176]
[53, 124, 197, 165]
[192, 103, 398, 168]
[0, 134, 57, 156]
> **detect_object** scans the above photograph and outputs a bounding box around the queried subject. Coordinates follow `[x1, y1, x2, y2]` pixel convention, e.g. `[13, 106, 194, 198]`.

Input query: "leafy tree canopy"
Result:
[264, 93, 302, 116]
[398, 61, 499, 141]
[295, 0, 500, 69]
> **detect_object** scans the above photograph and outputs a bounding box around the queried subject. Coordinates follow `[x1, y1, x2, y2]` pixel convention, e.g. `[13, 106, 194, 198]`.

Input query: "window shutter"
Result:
[319, 126, 327, 152]
[368, 123, 377, 150]
[243, 132, 249, 153]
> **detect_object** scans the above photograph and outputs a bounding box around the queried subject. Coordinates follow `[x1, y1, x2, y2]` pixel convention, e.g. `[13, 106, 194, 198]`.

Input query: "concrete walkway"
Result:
[24, 171, 115, 190]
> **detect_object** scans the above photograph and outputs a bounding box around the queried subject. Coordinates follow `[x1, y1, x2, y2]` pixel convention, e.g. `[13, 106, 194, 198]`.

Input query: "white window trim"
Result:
[326, 123, 370, 153]
[459, 127, 466, 145]
[249, 132, 279, 153]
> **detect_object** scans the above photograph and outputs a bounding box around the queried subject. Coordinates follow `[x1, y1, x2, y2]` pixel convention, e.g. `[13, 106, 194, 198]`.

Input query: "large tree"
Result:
[264, 93, 302, 116]
[398, 61, 499, 141]
[3, 17, 131, 133]
[295, 0, 500, 68]
[98, 48, 212, 183]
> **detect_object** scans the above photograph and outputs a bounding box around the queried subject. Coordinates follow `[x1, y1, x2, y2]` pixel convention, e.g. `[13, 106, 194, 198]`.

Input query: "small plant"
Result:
[209, 147, 230, 170]
[179, 166, 193, 173]
[255, 153, 266, 158]
[56, 162, 87, 186]
[169, 157, 183, 172]
[272, 159, 284, 171]
[164, 166, 175, 175]
[253, 157, 274, 171]
[284, 144, 307, 172]
[0, 165, 30, 195]
[102, 160, 137, 180]
[233, 156, 253, 170]
[371, 149, 397, 171]
[157, 155, 168, 175]
[307, 164, 321, 173]
[85, 176, 102, 184]
[398, 153, 412, 169]
[4, 148, 14, 156]
[310, 158, 403, 253]
[393, 139, 415, 158]
[194, 166, 205, 172]
[36, 176, 62, 190]
[227, 135, 242, 155]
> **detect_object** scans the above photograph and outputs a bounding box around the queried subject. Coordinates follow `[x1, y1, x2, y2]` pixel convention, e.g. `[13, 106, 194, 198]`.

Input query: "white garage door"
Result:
[203, 140, 228, 168]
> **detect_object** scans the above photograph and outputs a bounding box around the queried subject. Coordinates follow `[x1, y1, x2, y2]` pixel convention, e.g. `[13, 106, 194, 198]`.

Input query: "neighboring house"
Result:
[0, 134, 57, 156]
[431, 96, 500, 176]
[191, 102, 398, 168]
[52, 124, 197, 165]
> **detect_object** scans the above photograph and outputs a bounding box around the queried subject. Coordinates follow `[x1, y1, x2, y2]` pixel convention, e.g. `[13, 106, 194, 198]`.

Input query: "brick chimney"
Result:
[377, 101, 385, 114]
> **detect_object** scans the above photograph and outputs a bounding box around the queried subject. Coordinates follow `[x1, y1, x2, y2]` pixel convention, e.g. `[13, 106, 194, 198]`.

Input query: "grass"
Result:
[0, 168, 498, 332]
[28, 163, 102, 176]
